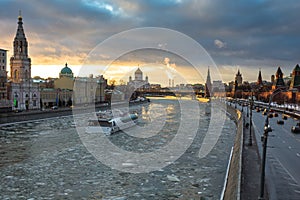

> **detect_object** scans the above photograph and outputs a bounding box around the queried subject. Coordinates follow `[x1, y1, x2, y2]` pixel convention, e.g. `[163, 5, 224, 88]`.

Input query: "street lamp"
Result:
[234, 89, 237, 109]
[249, 91, 254, 146]
[247, 99, 249, 117]
[259, 87, 287, 200]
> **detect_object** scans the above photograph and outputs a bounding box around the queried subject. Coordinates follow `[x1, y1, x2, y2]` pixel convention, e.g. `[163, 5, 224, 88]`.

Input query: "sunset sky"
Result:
[0, 0, 299, 85]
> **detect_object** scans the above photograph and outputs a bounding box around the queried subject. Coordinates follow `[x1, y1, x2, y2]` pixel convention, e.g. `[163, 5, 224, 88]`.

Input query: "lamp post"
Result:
[249, 91, 254, 146]
[234, 88, 237, 109]
[259, 87, 287, 200]
[247, 98, 249, 117]
[291, 88, 297, 110]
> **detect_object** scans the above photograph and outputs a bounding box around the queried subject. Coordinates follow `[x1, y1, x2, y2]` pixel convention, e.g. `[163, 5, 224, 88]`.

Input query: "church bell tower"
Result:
[10, 10, 31, 83]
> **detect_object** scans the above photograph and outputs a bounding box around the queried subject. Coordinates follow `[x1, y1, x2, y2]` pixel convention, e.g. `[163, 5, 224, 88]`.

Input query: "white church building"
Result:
[128, 67, 150, 90]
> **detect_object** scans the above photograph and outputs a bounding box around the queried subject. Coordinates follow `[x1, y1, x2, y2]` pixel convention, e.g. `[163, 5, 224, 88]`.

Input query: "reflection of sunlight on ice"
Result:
[166, 104, 174, 112]
[125, 104, 167, 138]
[141, 107, 151, 121]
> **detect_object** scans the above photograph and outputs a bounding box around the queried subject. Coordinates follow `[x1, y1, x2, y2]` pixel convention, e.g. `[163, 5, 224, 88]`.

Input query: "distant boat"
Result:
[129, 96, 150, 104]
[85, 113, 138, 135]
[96, 110, 113, 119]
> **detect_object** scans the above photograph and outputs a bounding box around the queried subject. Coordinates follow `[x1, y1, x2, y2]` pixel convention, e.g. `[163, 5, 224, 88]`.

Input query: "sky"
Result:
[0, 0, 300, 85]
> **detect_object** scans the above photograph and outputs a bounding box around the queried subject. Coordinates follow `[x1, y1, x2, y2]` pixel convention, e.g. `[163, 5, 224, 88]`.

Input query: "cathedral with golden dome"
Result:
[128, 67, 149, 90]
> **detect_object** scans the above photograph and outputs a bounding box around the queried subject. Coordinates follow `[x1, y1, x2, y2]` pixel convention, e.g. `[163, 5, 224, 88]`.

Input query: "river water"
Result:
[0, 98, 235, 200]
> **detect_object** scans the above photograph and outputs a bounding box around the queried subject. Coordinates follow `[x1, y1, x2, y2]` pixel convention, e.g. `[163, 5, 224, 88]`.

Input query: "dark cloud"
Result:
[0, 0, 299, 82]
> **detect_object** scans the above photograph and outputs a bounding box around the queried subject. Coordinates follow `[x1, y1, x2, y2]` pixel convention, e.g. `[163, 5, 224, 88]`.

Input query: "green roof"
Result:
[294, 64, 300, 72]
[61, 63, 73, 74]
[290, 64, 300, 88]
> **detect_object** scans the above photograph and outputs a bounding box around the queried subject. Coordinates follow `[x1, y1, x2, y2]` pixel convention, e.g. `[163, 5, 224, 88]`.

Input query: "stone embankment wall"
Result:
[0, 101, 149, 124]
[222, 106, 243, 200]
[0, 108, 74, 124]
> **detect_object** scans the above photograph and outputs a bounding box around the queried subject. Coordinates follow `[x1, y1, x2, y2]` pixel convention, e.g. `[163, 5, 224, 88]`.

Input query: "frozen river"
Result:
[0, 98, 235, 200]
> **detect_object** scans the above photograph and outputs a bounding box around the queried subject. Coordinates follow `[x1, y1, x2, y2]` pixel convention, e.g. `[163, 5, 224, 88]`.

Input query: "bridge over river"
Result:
[134, 88, 205, 97]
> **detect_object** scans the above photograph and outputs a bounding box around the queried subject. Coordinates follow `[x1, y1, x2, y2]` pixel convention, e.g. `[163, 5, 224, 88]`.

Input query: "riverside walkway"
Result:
[223, 102, 263, 200]
[229, 100, 300, 200]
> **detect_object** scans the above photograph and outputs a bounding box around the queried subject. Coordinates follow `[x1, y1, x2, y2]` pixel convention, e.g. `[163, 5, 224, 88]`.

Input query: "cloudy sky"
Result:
[0, 0, 299, 85]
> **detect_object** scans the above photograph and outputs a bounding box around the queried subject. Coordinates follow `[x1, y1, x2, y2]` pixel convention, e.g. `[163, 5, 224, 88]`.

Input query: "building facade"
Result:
[41, 63, 107, 107]
[128, 67, 149, 90]
[0, 49, 10, 110]
[54, 63, 74, 90]
[212, 80, 223, 93]
[0, 49, 8, 101]
[73, 75, 107, 105]
[9, 12, 40, 111]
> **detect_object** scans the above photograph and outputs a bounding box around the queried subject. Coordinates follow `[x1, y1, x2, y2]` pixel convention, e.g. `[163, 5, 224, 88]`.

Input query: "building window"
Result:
[33, 100, 36, 106]
[14, 70, 18, 79]
[25, 70, 28, 79]
[19, 41, 22, 53]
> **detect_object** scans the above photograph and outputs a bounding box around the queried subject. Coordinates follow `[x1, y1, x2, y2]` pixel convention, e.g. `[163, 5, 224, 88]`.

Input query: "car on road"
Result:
[51, 106, 58, 110]
[277, 120, 284, 125]
[282, 115, 288, 120]
[273, 113, 278, 117]
[291, 122, 300, 133]
[14, 109, 23, 113]
[262, 111, 267, 115]
[268, 113, 273, 118]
